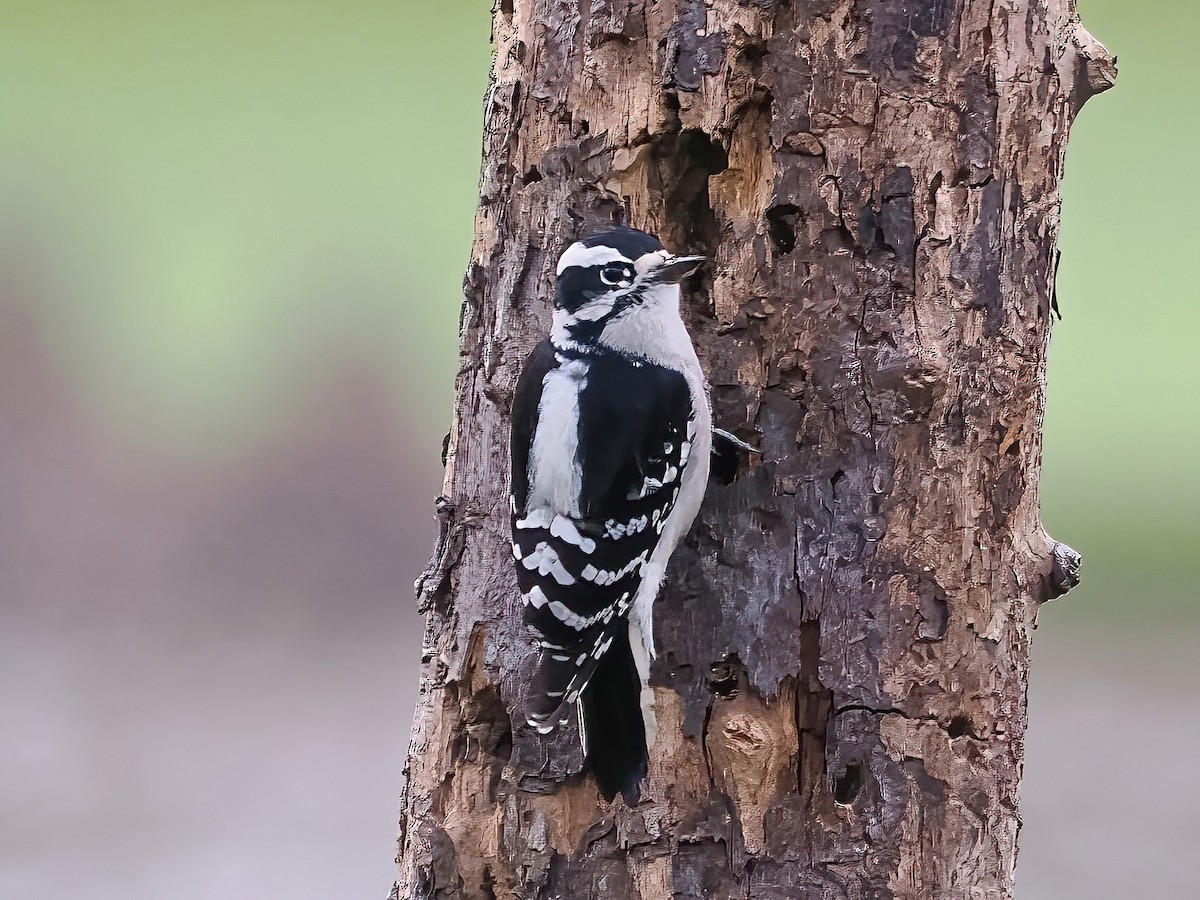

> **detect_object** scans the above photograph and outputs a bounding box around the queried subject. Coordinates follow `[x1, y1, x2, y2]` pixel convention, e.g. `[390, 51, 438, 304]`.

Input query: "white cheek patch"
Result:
[556, 243, 630, 275]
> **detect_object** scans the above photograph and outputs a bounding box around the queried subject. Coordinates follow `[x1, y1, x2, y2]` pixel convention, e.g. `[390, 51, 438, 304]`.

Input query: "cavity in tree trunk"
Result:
[396, 1, 1114, 897]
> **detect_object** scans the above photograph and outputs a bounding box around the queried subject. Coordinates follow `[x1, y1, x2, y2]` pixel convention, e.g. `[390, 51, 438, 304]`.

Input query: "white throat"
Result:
[551, 283, 701, 374]
[594, 284, 701, 375]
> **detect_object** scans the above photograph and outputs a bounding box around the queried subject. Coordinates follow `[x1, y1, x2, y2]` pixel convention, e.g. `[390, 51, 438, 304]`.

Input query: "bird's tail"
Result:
[580, 623, 648, 805]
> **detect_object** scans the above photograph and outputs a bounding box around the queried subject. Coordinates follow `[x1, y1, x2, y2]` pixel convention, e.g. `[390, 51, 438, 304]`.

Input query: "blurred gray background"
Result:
[1, 1, 1195, 898]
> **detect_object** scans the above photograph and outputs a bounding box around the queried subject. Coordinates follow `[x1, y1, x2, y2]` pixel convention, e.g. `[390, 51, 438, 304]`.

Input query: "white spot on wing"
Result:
[629, 476, 663, 500]
[605, 519, 627, 539]
[550, 514, 596, 554]
[515, 508, 554, 530]
[522, 543, 576, 586]
[523, 585, 549, 608]
[549, 600, 587, 630]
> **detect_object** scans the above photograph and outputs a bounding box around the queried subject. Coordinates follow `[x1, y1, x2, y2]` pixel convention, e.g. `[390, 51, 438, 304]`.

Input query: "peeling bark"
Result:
[396, 1, 1113, 897]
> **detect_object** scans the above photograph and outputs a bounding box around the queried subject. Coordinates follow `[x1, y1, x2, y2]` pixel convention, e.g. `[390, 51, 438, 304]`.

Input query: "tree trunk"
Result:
[396, 1, 1113, 897]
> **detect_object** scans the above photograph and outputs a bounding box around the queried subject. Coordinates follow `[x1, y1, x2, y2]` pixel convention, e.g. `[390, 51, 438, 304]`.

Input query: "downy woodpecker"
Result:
[510, 227, 711, 804]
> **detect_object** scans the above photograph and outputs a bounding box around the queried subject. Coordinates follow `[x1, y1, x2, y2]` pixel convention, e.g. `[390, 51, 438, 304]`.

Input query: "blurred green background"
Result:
[0, 1, 1194, 898]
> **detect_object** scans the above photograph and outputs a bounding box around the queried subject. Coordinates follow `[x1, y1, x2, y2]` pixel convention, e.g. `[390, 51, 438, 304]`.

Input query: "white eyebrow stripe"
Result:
[556, 243, 629, 275]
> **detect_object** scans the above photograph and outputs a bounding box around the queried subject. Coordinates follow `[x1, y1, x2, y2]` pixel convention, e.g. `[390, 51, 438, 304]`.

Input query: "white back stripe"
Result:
[525, 358, 587, 517]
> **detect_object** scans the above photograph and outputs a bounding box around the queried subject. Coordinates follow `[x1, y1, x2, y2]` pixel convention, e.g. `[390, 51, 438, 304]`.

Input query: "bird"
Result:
[509, 226, 713, 805]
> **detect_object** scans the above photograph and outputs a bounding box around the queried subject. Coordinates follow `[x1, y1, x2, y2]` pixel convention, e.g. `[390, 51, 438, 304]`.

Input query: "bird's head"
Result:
[551, 227, 704, 353]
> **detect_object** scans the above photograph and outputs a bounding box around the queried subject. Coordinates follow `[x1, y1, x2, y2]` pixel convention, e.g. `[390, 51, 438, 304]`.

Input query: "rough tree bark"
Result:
[396, 1, 1113, 897]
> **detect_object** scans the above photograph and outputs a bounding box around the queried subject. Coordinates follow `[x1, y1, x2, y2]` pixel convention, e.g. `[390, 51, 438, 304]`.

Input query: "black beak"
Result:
[648, 254, 705, 284]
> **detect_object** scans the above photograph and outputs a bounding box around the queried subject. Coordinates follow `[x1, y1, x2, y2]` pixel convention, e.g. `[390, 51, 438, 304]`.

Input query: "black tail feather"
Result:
[581, 624, 648, 805]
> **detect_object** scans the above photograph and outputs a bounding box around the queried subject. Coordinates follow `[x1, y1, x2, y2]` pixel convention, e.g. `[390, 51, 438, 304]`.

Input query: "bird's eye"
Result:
[600, 264, 632, 286]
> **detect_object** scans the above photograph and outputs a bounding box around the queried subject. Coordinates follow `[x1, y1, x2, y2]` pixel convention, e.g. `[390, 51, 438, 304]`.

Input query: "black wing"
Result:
[511, 348, 693, 730]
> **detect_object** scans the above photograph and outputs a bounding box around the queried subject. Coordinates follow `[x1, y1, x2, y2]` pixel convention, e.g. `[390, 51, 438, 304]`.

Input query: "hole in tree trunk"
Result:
[830, 469, 846, 493]
[656, 129, 728, 254]
[948, 715, 974, 739]
[834, 763, 864, 804]
[766, 203, 801, 255]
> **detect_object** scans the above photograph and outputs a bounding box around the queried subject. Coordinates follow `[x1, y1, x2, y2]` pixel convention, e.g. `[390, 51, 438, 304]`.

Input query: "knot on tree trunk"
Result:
[1048, 540, 1084, 600]
[1071, 23, 1118, 113]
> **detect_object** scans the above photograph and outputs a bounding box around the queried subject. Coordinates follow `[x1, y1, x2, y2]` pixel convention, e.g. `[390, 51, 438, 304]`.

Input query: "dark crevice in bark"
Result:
[766, 203, 802, 255]
[947, 715, 976, 740]
[833, 762, 864, 805]
[653, 129, 729, 255]
[836, 702, 992, 745]
[708, 655, 743, 699]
